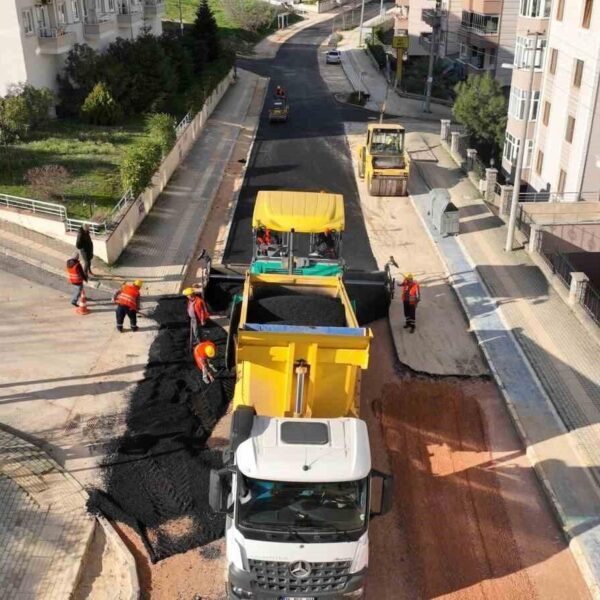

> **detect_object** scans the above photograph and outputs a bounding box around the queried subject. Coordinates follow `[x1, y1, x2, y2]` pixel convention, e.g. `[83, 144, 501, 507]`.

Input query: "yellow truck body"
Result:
[358, 123, 410, 196]
[232, 273, 372, 418]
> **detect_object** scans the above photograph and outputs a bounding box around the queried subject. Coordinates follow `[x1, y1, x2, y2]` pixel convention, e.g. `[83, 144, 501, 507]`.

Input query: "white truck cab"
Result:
[210, 410, 393, 600]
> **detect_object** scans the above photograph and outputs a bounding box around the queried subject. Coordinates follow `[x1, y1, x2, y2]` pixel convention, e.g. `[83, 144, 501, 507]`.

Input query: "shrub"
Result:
[366, 43, 386, 70]
[146, 113, 176, 155]
[57, 44, 101, 116]
[222, 0, 277, 35]
[80, 82, 124, 125]
[0, 84, 53, 143]
[120, 139, 162, 196]
[25, 164, 70, 200]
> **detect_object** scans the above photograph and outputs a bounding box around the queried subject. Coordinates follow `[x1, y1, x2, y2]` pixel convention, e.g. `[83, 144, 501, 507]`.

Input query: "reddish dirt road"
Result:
[363, 320, 590, 600]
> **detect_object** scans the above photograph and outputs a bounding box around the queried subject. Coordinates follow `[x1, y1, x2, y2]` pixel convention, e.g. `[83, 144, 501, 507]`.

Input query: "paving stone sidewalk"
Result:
[0, 426, 94, 600]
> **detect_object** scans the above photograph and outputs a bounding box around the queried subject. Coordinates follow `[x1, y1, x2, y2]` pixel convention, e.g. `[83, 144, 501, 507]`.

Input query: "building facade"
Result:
[503, 0, 600, 198]
[0, 0, 164, 96]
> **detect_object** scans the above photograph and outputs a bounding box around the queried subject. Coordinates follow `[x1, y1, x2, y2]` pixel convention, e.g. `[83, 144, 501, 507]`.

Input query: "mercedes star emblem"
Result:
[289, 560, 311, 579]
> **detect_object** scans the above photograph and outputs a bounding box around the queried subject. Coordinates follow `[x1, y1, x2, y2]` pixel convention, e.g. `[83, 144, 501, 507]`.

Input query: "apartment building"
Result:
[0, 0, 164, 96]
[395, 0, 519, 85]
[503, 0, 600, 198]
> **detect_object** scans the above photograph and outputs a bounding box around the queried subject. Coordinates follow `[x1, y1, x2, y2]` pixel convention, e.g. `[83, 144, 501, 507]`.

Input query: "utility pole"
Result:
[379, 0, 384, 16]
[179, 0, 183, 35]
[505, 31, 540, 252]
[423, 1, 442, 113]
[358, 0, 366, 47]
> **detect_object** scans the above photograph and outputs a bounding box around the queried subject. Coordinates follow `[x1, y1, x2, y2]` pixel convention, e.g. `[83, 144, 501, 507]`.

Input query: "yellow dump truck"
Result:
[358, 122, 410, 196]
[231, 272, 371, 418]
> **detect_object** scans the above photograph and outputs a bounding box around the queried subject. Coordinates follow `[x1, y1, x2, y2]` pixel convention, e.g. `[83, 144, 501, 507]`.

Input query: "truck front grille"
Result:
[248, 559, 351, 595]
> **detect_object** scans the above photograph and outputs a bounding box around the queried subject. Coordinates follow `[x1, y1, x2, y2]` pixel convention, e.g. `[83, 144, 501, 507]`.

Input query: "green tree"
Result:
[146, 113, 176, 155]
[453, 74, 507, 158]
[120, 138, 162, 195]
[80, 82, 124, 125]
[57, 44, 100, 116]
[0, 84, 53, 143]
[191, 0, 220, 70]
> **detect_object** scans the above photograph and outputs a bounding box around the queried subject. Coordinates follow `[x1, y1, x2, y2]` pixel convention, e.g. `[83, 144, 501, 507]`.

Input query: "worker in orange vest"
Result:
[193, 340, 218, 384]
[113, 280, 143, 333]
[183, 287, 210, 344]
[400, 273, 420, 333]
[66, 251, 88, 307]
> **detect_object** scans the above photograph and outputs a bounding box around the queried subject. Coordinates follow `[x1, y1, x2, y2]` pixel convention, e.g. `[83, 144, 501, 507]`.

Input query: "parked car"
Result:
[326, 50, 342, 65]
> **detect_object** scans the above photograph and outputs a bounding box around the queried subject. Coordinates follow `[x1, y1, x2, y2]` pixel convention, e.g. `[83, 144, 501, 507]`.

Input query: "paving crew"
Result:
[183, 287, 210, 344]
[66, 251, 87, 307]
[113, 280, 143, 332]
[193, 340, 218, 384]
[400, 273, 420, 333]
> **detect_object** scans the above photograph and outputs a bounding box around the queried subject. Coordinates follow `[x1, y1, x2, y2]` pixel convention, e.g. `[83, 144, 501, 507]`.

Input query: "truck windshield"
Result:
[238, 476, 368, 532]
[371, 131, 403, 154]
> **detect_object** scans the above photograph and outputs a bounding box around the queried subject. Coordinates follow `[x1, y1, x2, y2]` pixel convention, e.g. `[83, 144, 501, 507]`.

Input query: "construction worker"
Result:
[315, 229, 336, 258]
[275, 85, 286, 98]
[183, 287, 210, 344]
[66, 251, 87, 306]
[193, 340, 218, 384]
[400, 273, 420, 333]
[256, 226, 274, 256]
[113, 280, 143, 332]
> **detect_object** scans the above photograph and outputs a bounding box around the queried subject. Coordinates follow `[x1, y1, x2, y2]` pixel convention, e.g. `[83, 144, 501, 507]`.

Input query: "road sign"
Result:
[392, 35, 409, 50]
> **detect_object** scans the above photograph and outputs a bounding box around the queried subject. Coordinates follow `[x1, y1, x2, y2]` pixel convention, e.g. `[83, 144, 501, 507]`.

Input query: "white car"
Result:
[326, 50, 342, 64]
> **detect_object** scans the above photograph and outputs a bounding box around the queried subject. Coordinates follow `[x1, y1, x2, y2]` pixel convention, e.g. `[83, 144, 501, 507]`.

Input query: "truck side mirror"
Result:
[209, 468, 232, 514]
[369, 469, 393, 518]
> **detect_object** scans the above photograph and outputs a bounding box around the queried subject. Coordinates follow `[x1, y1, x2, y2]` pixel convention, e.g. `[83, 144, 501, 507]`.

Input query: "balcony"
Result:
[37, 27, 76, 54]
[144, 0, 165, 17]
[459, 11, 499, 38]
[84, 15, 116, 38]
[421, 7, 446, 28]
[118, 5, 143, 28]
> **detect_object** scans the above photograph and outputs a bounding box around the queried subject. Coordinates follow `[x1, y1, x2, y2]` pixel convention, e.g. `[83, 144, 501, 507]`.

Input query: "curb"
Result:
[409, 160, 600, 600]
[97, 516, 140, 600]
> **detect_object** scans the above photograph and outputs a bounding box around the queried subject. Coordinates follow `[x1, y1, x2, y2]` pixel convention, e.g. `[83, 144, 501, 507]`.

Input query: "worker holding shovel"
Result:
[193, 340, 218, 384]
[183, 286, 210, 346]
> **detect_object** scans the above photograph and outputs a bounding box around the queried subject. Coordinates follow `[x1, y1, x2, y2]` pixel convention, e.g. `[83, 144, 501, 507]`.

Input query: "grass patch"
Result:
[0, 118, 150, 220]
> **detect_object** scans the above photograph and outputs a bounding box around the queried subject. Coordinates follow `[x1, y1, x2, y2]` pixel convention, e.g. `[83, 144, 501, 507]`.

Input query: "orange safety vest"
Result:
[67, 261, 83, 285]
[401, 280, 420, 305]
[193, 341, 216, 369]
[189, 296, 209, 324]
[115, 284, 140, 311]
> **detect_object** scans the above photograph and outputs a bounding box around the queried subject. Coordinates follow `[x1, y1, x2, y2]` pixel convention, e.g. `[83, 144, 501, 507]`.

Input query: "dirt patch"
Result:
[88, 296, 235, 562]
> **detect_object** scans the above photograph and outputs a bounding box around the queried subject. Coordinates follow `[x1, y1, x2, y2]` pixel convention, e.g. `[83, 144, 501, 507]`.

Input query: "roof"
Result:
[367, 123, 405, 131]
[237, 417, 371, 482]
[252, 191, 345, 233]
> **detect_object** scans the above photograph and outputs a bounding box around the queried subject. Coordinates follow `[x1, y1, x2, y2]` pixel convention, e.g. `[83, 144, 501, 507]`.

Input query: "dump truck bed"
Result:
[232, 273, 372, 418]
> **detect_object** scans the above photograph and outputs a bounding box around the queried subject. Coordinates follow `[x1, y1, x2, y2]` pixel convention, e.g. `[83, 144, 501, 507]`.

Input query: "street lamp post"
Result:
[504, 31, 540, 252]
[358, 0, 366, 47]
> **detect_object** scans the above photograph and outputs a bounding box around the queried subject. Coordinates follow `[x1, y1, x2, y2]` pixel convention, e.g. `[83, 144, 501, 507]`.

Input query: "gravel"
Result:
[88, 296, 234, 563]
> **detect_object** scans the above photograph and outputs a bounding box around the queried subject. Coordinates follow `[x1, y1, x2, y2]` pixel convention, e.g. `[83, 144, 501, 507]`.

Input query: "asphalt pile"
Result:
[88, 296, 235, 562]
[247, 294, 346, 327]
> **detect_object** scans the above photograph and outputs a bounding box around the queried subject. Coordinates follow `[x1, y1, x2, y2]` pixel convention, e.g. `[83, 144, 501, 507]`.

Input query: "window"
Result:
[514, 35, 546, 69]
[566, 116, 575, 142]
[543, 100, 551, 126]
[22, 8, 34, 34]
[524, 140, 534, 168]
[520, 0, 551, 17]
[108, 0, 115, 11]
[556, 0, 564, 20]
[461, 11, 500, 34]
[504, 132, 520, 163]
[58, 2, 67, 25]
[71, 0, 80, 21]
[508, 87, 540, 120]
[549, 48, 558, 74]
[582, 0, 593, 28]
[557, 170, 567, 193]
[573, 59, 584, 88]
[536, 150, 544, 174]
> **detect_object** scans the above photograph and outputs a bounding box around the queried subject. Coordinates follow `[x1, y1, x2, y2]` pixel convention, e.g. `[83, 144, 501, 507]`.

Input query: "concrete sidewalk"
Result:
[409, 133, 600, 599]
[337, 28, 452, 120]
[0, 425, 94, 600]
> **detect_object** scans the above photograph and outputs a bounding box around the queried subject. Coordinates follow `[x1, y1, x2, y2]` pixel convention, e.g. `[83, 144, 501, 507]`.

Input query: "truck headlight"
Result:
[343, 588, 364, 599]
[231, 585, 253, 599]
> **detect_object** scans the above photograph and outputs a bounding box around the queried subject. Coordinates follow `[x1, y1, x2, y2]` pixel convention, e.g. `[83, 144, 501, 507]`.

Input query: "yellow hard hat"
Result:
[183, 287, 194, 296]
[133, 279, 143, 288]
[205, 344, 215, 358]
[405, 273, 413, 280]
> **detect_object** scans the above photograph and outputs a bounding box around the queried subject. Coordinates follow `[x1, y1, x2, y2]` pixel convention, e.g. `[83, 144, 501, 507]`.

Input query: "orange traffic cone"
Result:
[76, 288, 90, 315]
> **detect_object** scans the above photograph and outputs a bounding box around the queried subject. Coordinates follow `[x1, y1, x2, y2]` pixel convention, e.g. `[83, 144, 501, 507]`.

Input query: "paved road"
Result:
[225, 15, 380, 270]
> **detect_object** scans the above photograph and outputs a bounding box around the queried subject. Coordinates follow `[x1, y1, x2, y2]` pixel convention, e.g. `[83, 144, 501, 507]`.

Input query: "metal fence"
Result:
[0, 193, 67, 220]
[516, 205, 532, 241]
[552, 251, 575, 288]
[581, 281, 600, 325]
[65, 218, 109, 236]
[175, 112, 192, 138]
[518, 191, 600, 203]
